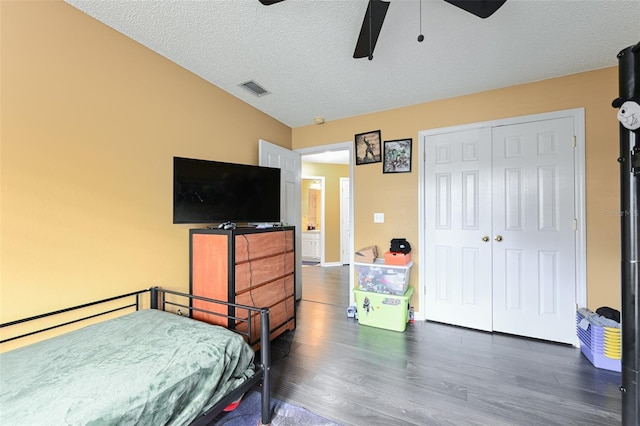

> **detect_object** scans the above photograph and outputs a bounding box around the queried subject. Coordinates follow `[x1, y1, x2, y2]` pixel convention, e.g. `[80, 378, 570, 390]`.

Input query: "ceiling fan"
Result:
[258, 0, 507, 60]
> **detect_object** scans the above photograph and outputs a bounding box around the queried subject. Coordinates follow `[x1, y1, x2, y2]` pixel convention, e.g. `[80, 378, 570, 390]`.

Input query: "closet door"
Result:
[424, 116, 577, 344]
[425, 127, 493, 331]
[491, 117, 576, 344]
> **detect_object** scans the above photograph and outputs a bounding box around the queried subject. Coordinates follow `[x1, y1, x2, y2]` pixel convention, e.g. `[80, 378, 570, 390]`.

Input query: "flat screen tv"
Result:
[173, 156, 281, 224]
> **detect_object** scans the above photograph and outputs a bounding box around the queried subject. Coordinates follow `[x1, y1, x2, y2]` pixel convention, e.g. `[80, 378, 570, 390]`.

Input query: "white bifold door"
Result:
[425, 116, 577, 344]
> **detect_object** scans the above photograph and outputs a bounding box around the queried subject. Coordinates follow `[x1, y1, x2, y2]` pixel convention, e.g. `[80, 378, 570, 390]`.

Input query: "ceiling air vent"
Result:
[239, 80, 270, 97]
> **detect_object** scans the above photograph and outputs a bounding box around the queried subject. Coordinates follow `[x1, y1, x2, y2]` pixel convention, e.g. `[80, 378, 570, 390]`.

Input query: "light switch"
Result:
[374, 213, 384, 223]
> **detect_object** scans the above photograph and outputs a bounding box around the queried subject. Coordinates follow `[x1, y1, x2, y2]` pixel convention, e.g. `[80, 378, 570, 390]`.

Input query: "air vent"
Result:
[239, 80, 270, 97]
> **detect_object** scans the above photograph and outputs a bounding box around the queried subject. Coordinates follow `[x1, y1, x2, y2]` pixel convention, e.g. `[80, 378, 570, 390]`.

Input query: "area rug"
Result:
[213, 390, 339, 425]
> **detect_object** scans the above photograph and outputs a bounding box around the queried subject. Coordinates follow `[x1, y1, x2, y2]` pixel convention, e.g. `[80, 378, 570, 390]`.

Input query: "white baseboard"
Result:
[321, 261, 343, 268]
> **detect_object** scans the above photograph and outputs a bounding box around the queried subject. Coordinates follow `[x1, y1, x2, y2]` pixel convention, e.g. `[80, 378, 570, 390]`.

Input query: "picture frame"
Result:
[383, 138, 412, 173]
[354, 130, 382, 165]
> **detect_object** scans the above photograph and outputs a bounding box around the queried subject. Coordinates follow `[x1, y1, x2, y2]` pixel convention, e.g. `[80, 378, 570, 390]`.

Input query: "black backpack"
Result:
[595, 306, 620, 323]
[390, 238, 411, 254]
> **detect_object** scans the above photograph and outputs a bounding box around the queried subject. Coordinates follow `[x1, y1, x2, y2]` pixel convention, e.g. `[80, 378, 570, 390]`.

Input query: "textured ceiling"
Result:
[64, 0, 640, 128]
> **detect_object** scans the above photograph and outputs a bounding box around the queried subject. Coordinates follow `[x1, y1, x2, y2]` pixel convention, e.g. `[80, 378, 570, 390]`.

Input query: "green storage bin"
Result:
[354, 286, 414, 332]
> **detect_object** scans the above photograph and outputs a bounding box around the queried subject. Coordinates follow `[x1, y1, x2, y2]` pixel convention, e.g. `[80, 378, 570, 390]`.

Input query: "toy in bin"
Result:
[355, 259, 412, 295]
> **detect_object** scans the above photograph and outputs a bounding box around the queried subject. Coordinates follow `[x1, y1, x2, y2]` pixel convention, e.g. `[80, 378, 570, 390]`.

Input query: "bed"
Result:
[0, 287, 272, 425]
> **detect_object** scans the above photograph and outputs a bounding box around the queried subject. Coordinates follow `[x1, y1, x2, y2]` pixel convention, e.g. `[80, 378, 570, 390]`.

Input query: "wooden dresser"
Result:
[189, 226, 296, 346]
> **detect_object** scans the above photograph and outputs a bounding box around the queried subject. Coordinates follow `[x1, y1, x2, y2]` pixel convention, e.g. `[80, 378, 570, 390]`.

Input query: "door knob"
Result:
[495, 235, 503, 242]
[482, 236, 490, 242]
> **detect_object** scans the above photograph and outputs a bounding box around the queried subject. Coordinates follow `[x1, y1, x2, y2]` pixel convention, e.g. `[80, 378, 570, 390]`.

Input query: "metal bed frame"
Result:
[0, 286, 272, 426]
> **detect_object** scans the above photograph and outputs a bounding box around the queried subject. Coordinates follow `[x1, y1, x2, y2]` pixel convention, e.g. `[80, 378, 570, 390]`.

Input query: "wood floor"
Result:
[267, 265, 623, 426]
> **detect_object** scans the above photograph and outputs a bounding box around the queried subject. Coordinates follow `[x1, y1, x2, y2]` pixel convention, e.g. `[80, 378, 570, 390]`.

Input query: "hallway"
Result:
[300, 264, 350, 307]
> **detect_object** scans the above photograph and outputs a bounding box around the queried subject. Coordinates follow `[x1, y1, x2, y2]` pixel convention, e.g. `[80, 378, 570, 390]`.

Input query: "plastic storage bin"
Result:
[354, 286, 414, 332]
[354, 259, 413, 295]
[576, 310, 621, 372]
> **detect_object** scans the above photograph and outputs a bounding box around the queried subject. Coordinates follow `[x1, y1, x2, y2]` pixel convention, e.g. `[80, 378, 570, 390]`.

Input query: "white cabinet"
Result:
[301, 231, 320, 261]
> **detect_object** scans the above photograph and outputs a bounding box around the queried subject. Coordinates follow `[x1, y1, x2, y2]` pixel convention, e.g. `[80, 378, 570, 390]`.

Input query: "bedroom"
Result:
[1, 0, 638, 424]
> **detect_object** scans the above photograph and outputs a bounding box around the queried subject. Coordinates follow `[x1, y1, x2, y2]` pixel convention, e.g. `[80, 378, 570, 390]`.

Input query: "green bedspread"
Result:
[0, 309, 256, 425]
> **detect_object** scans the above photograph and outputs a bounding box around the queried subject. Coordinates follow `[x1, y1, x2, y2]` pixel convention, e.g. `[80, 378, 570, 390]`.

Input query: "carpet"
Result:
[213, 390, 339, 425]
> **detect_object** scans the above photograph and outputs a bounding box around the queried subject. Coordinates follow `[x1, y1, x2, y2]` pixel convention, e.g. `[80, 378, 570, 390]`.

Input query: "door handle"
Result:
[482, 236, 490, 242]
[495, 235, 503, 242]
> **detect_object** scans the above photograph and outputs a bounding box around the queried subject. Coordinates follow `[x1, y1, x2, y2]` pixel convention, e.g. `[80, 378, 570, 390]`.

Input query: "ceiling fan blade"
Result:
[353, 0, 390, 60]
[258, 0, 286, 5]
[443, 0, 507, 19]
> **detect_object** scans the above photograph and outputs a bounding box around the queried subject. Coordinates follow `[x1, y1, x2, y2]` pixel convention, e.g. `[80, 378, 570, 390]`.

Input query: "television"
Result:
[173, 156, 281, 225]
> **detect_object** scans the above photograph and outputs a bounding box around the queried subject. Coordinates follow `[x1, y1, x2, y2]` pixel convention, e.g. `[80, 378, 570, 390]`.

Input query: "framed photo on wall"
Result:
[383, 138, 412, 173]
[354, 130, 382, 165]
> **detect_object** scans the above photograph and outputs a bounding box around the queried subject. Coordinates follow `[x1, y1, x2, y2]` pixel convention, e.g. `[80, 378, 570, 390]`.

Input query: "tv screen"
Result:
[173, 157, 281, 224]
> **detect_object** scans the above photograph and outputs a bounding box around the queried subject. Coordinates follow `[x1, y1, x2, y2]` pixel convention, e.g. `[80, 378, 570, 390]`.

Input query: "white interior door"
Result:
[259, 139, 302, 300]
[424, 116, 578, 344]
[491, 118, 576, 343]
[425, 127, 493, 331]
[340, 177, 350, 265]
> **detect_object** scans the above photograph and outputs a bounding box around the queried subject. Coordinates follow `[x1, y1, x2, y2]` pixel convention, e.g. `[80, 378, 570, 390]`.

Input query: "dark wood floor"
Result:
[267, 265, 623, 425]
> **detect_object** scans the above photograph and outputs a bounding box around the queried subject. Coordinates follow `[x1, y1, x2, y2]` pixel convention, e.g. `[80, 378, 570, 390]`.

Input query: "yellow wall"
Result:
[302, 162, 349, 263]
[293, 67, 622, 312]
[0, 1, 291, 323]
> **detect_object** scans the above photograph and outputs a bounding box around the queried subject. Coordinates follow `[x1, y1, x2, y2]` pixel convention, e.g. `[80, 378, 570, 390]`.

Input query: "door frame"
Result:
[417, 108, 587, 326]
[340, 177, 351, 265]
[296, 141, 355, 306]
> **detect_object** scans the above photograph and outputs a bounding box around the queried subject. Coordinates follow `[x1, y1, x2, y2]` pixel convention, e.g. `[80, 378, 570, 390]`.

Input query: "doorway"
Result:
[297, 142, 354, 306]
[419, 109, 586, 345]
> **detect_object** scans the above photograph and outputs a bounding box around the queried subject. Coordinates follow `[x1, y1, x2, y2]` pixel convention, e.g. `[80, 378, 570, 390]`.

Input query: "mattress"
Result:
[0, 309, 256, 425]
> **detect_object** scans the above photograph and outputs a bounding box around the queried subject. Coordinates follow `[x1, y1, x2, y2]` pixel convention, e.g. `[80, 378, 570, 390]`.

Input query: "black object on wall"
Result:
[613, 41, 640, 426]
[173, 157, 281, 225]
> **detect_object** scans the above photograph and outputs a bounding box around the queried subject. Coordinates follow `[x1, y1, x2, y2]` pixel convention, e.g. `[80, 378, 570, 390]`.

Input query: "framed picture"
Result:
[383, 138, 412, 173]
[354, 130, 382, 165]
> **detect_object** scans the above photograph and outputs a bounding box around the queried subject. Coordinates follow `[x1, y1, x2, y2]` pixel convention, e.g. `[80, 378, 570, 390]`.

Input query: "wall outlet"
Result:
[374, 213, 384, 223]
